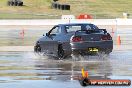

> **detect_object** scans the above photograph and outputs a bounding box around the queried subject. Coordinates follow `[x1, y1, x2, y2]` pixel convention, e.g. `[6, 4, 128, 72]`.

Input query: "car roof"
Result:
[58, 23, 93, 26]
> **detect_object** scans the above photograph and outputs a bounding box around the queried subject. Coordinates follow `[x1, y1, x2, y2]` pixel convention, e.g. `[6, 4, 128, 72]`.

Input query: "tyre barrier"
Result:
[53, 0, 58, 2]
[7, 1, 23, 6]
[51, 2, 70, 10]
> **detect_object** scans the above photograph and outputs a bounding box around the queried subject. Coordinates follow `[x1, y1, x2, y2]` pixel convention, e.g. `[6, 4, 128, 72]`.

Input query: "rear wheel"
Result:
[100, 48, 112, 55]
[58, 45, 65, 59]
[106, 49, 112, 54]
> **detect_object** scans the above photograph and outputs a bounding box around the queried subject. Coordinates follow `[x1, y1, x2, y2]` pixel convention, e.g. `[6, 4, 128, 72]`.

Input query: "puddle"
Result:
[0, 50, 131, 88]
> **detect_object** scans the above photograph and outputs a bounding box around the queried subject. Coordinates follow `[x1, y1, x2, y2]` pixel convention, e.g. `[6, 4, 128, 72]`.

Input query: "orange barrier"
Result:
[77, 14, 93, 19]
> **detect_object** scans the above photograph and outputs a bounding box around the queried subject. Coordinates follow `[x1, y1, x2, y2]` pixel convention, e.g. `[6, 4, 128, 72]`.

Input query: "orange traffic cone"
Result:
[81, 68, 89, 78]
[111, 28, 114, 37]
[20, 29, 25, 39]
[85, 71, 89, 78]
[117, 35, 121, 45]
[81, 68, 85, 78]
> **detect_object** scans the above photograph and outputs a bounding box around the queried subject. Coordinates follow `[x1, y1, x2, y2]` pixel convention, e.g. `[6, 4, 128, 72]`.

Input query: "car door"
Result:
[60, 25, 78, 52]
[40, 26, 61, 55]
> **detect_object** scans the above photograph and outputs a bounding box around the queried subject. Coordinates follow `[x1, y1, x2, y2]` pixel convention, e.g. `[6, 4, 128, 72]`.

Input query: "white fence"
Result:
[0, 19, 132, 25]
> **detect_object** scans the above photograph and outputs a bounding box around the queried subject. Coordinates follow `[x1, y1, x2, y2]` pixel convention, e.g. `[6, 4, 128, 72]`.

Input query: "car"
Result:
[7, 0, 23, 6]
[34, 23, 113, 59]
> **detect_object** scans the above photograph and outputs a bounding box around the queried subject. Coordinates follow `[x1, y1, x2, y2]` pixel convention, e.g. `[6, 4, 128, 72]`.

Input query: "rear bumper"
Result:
[70, 40, 113, 54]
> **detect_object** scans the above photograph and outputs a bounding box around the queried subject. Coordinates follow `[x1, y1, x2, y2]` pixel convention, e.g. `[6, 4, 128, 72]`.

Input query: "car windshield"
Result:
[85, 24, 99, 30]
[65, 25, 81, 33]
[65, 24, 99, 33]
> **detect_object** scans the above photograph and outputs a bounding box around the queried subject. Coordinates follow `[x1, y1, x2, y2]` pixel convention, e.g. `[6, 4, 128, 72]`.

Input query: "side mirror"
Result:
[46, 33, 49, 36]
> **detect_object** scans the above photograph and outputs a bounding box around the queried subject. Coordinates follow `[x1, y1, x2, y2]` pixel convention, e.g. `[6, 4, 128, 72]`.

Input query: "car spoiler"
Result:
[75, 29, 107, 35]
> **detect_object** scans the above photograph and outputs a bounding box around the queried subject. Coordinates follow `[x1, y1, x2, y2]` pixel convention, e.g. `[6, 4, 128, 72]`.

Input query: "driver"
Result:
[86, 25, 92, 30]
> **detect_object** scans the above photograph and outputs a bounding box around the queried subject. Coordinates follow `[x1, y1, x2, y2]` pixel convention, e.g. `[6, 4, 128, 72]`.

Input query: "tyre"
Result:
[105, 50, 112, 54]
[58, 4, 61, 9]
[58, 45, 65, 59]
[53, 0, 58, 2]
[14, 2, 18, 6]
[7, 1, 11, 6]
[100, 48, 112, 55]
[17, 3, 20, 6]
[61, 4, 65, 10]
[10, 1, 14, 6]
[65, 4, 70, 10]
[34, 45, 41, 53]
[19, 2, 23, 6]
[54, 3, 58, 9]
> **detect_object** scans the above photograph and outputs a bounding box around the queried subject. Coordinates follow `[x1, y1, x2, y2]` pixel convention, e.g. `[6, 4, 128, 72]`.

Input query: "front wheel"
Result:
[34, 45, 41, 53]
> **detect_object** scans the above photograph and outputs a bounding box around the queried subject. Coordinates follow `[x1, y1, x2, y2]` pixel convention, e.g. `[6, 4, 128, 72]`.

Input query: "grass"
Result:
[0, 0, 132, 19]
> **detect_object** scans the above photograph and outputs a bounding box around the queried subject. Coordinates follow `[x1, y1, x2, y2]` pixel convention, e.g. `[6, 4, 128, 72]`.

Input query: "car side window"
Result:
[92, 24, 99, 29]
[65, 26, 81, 33]
[85, 24, 99, 30]
[50, 26, 60, 35]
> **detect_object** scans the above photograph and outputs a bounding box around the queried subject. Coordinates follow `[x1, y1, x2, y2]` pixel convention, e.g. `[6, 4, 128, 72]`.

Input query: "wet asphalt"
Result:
[0, 50, 132, 88]
[0, 26, 132, 88]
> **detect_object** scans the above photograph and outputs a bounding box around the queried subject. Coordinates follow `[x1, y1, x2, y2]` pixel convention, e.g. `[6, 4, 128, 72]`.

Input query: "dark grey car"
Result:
[34, 23, 113, 59]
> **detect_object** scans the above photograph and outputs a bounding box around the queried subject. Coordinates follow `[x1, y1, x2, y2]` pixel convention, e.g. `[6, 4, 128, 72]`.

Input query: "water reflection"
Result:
[0, 52, 113, 82]
[0, 50, 132, 84]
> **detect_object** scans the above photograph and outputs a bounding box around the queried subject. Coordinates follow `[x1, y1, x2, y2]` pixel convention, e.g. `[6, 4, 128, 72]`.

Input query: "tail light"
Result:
[71, 36, 83, 42]
[101, 34, 112, 40]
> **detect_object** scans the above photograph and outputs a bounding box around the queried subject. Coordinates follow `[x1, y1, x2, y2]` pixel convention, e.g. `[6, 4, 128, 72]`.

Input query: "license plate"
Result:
[88, 48, 98, 52]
